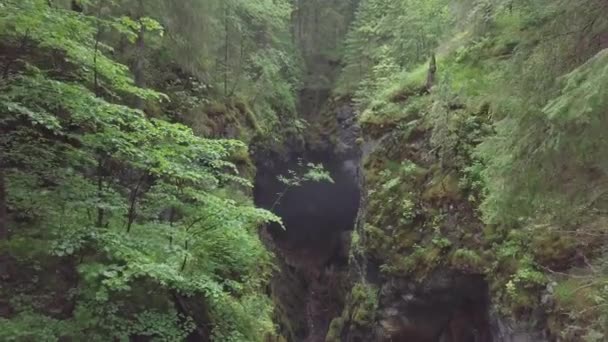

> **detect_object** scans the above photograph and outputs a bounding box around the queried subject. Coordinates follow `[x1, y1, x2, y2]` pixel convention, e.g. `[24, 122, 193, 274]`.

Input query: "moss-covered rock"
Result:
[323, 282, 378, 341]
[422, 171, 462, 202]
[450, 248, 485, 274]
[349, 283, 379, 328]
[325, 316, 345, 342]
[531, 232, 577, 271]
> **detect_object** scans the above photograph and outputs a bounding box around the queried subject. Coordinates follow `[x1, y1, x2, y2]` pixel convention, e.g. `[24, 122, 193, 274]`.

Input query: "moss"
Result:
[324, 283, 379, 341]
[506, 288, 540, 316]
[325, 316, 345, 342]
[228, 145, 257, 181]
[362, 224, 391, 259]
[497, 256, 546, 316]
[554, 277, 607, 316]
[396, 62, 435, 94]
[450, 248, 485, 273]
[482, 224, 502, 243]
[415, 246, 443, 276]
[381, 245, 445, 279]
[359, 94, 431, 132]
[422, 171, 462, 202]
[548, 276, 608, 339]
[349, 283, 378, 328]
[184, 99, 265, 144]
[393, 230, 419, 251]
[370, 160, 426, 207]
[531, 232, 577, 270]
[2, 237, 52, 261]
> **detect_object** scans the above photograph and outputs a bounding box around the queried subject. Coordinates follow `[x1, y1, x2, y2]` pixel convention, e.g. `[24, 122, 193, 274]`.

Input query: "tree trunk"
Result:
[96, 156, 104, 228]
[134, 29, 145, 88]
[133, 0, 146, 109]
[0, 168, 7, 240]
[126, 175, 144, 233]
[426, 53, 437, 91]
[71, 0, 83, 12]
[171, 291, 211, 342]
[224, 3, 230, 97]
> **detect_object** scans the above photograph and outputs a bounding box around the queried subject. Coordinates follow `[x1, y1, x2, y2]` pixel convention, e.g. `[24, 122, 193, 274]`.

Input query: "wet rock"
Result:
[490, 315, 548, 342]
[336, 104, 362, 159]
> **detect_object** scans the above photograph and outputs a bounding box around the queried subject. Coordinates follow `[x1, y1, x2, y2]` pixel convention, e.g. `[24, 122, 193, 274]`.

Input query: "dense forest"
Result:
[0, 0, 607, 341]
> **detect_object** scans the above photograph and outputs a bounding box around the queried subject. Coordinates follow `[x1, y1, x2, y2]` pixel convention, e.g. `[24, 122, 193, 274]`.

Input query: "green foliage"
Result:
[146, 0, 301, 137]
[381, 244, 444, 278]
[325, 316, 345, 342]
[338, 0, 450, 101]
[5, 0, 608, 340]
[0, 306, 195, 341]
[450, 248, 484, 273]
[272, 160, 334, 210]
[474, 1, 608, 227]
[481, 228, 546, 314]
[342, 0, 608, 338]
[504, 256, 546, 300]
[324, 282, 378, 341]
[294, 0, 357, 64]
[368, 160, 426, 228]
[553, 275, 608, 340]
[277, 161, 334, 188]
[0, 1, 285, 340]
[348, 283, 378, 327]
[531, 232, 577, 269]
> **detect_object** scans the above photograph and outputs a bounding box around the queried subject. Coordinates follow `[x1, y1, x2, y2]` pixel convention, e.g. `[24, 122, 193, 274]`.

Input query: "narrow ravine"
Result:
[250, 4, 363, 339]
[253, 143, 361, 340]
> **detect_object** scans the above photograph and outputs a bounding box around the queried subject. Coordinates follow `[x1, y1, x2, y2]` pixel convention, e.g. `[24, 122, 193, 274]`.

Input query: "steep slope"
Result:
[327, 0, 608, 341]
[0, 1, 300, 340]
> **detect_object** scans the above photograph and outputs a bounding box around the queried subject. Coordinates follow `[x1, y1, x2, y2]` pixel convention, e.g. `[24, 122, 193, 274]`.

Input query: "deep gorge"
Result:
[2, 0, 608, 341]
[254, 147, 360, 341]
[253, 2, 500, 339]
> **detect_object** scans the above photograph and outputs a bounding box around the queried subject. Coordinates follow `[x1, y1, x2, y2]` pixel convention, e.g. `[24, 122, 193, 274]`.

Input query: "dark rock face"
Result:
[335, 104, 362, 160]
[254, 148, 360, 264]
[489, 316, 548, 342]
[340, 273, 547, 342]
[374, 273, 492, 342]
[254, 102, 362, 266]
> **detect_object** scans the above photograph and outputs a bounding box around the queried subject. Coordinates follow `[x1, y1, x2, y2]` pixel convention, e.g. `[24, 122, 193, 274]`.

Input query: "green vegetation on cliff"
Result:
[335, 0, 608, 340]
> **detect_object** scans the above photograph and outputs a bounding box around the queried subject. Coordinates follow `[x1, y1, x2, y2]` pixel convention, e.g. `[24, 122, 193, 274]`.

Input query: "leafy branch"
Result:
[271, 159, 334, 210]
